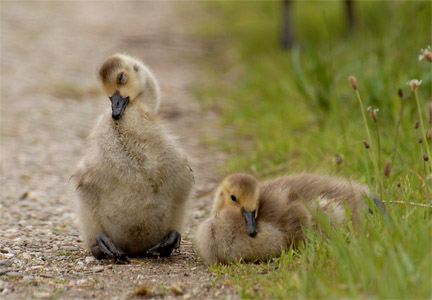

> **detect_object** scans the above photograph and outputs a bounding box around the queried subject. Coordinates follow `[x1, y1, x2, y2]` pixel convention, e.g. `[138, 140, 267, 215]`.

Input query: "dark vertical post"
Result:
[281, 0, 294, 49]
[346, 0, 355, 32]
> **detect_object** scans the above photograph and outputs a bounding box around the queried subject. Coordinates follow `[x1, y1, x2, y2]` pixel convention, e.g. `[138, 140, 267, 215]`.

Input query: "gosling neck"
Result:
[134, 76, 161, 115]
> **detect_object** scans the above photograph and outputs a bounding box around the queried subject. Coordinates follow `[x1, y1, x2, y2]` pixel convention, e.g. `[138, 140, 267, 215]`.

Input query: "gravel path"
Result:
[1, 2, 234, 299]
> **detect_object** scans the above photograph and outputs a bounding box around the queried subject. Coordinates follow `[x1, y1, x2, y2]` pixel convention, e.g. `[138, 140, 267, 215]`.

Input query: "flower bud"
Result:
[424, 154, 429, 162]
[419, 137, 423, 144]
[348, 76, 358, 90]
[363, 140, 370, 149]
[419, 47, 432, 62]
[370, 109, 378, 122]
[408, 79, 422, 91]
[384, 161, 392, 178]
[414, 121, 419, 129]
[398, 88, 403, 99]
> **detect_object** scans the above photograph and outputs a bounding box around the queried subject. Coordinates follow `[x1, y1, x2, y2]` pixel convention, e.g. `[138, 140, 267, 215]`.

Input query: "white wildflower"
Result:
[407, 79, 422, 91]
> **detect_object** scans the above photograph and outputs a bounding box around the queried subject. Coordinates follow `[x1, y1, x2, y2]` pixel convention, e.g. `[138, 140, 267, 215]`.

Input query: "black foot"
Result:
[372, 195, 387, 216]
[147, 230, 181, 257]
[91, 232, 130, 263]
[369, 195, 393, 225]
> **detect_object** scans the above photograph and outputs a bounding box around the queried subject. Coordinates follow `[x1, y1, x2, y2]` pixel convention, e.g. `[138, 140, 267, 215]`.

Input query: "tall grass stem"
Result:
[355, 90, 383, 197]
[391, 101, 404, 164]
[414, 90, 432, 172]
[375, 123, 382, 175]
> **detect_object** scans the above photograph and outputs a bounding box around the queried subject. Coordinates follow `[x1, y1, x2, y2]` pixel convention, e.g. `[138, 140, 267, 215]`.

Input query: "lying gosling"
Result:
[195, 173, 385, 264]
[73, 54, 194, 261]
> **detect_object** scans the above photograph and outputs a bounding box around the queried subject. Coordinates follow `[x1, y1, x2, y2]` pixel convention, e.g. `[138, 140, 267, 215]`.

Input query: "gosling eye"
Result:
[117, 72, 127, 84]
[230, 194, 237, 202]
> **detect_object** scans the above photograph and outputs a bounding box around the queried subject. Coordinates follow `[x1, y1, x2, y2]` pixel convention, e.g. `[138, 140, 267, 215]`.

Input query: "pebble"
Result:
[60, 246, 78, 251]
[0, 260, 13, 267]
[6, 271, 23, 278]
[20, 191, 39, 201]
[0, 268, 11, 276]
[23, 275, 34, 281]
[33, 292, 51, 299]
[84, 256, 95, 264]
[183, 294, 191, 300]
[171, 283, 184, 295]
[4, 254, 14, 259]
[91, 266, 104, 273]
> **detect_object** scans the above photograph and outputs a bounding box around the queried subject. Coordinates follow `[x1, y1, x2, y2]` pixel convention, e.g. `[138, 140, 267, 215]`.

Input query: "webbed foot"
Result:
[147, 230, 181, 257]
[91, 232, 130, 263]
[369, 195, 393, 225]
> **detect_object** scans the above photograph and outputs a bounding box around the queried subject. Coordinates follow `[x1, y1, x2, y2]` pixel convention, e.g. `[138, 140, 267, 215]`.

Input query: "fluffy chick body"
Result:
[196, 173, 370, 264]
[74, 54, 194, 256]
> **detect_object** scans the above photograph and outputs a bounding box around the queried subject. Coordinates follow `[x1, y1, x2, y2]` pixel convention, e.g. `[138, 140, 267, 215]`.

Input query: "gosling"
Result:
[73, 54, 194, 261]
[195, 173, 385, 264]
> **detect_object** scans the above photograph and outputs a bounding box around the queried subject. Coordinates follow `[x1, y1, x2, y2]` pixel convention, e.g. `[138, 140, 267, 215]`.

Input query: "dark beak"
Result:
[110, 91, 130, 120]
[242, 209, 257, 237]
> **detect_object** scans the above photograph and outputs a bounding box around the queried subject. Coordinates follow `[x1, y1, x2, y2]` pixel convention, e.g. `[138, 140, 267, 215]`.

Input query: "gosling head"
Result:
[213, 173, 260, 237]
[98, 53, 160, 120]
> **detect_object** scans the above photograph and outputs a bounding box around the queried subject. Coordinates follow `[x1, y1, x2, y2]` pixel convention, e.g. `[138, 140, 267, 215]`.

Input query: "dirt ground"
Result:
[0, 2, 235, 299]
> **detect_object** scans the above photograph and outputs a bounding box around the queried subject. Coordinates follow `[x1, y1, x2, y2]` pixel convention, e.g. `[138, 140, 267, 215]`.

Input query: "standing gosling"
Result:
[73, 54, 194, 261]
[196, 173, 384, 264]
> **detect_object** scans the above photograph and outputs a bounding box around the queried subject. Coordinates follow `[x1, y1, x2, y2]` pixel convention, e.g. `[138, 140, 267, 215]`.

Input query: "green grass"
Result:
[193, 1, 432, 298]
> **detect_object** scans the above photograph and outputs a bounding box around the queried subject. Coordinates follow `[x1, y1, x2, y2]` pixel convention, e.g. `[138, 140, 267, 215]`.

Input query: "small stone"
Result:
[23, 253, 31, 260]
[0, 268, 11, 275]
[91, 266, 104, 273]
[33, 292, 51, 299]
[60, 246, 78, 251]
[192, 211, 201, 219]
[4, 254, 14, 259]
[20, 191, 29, 199]
[85, 256, 95, 264]
[171, 283, 184, 295]
[0, 260, 13, 267]
[6, 271, 23, 278]
[0, 249, 9, 254]
[20, 191, 38, 201]
[23, 275, 34, 281]
[183, 294, 191, 300]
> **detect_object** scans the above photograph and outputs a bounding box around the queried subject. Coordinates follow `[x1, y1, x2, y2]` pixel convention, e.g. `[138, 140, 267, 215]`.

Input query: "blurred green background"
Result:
[196, 0, 431, 187]
[194, 1, 431, 298]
